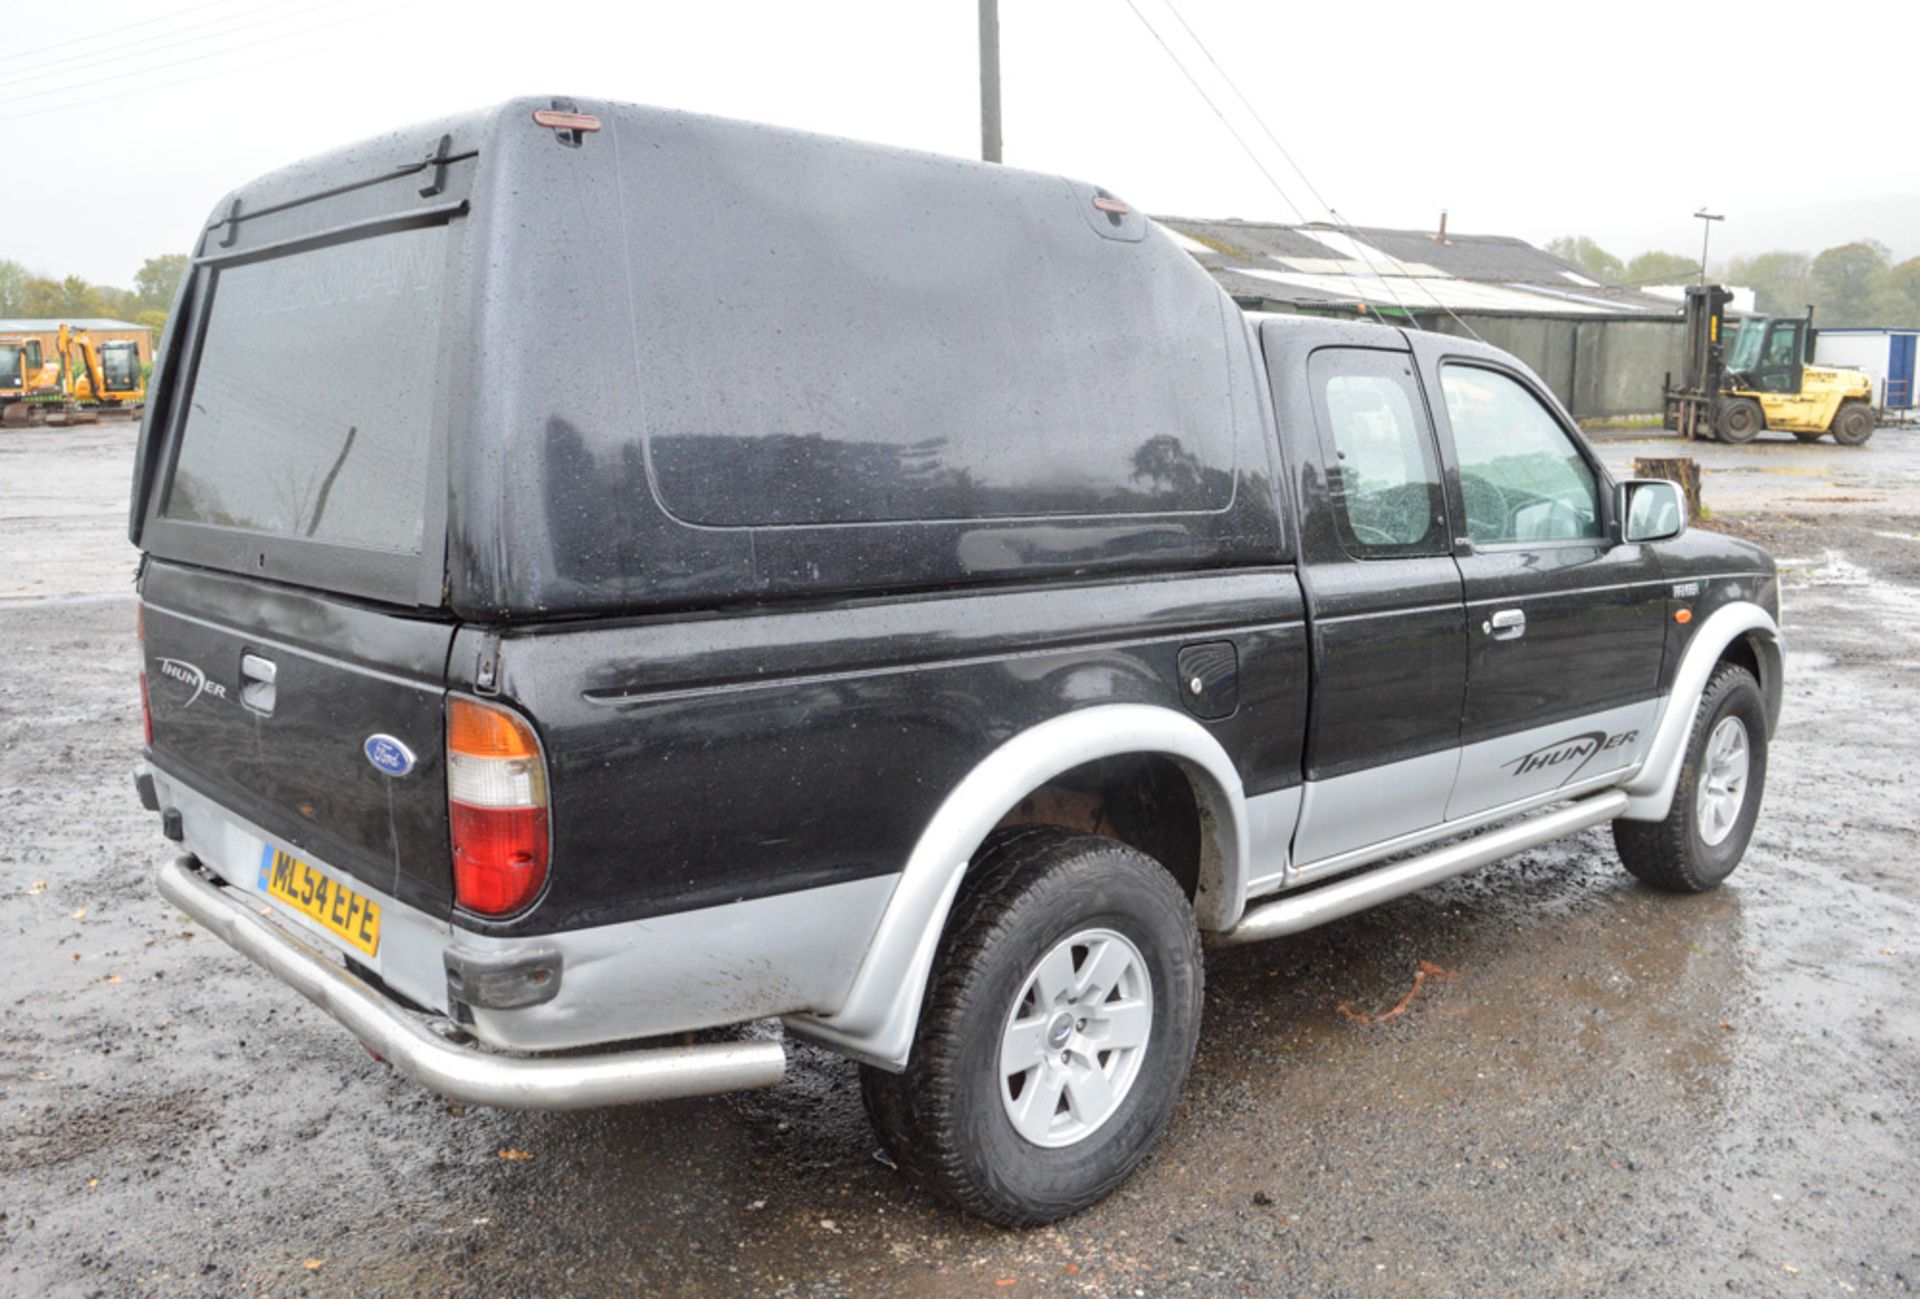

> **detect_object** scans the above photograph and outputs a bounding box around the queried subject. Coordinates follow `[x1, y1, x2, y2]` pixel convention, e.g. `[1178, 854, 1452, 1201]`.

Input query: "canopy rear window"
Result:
[163, 223, 448, 556]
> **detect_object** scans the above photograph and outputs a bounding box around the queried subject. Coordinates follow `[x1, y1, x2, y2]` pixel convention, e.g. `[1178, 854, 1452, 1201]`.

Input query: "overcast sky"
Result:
[6, 0, 1917, 288]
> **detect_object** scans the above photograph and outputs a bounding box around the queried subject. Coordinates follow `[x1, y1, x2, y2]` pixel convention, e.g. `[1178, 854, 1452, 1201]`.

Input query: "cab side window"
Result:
[1308, 349, 1447, 559]
[1441, 365, 1601, 546]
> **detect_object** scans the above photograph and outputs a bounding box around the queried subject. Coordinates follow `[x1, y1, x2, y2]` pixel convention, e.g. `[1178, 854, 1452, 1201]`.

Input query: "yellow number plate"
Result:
[258, 846, 380, 957]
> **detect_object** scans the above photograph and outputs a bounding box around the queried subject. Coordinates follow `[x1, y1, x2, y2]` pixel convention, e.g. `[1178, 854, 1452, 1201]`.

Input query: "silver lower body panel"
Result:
[1217, 789, 1629, 946]
[145, 759, 896, 1052]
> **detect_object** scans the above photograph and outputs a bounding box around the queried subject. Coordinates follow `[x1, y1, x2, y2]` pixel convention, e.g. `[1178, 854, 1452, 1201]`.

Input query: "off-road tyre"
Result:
[1831, 401, 1875, 447]
[1715, 397, 1765, 444]
[860, 827, 1203, 1226]
[1613, 664, 1768, 892]
[1792, 430, 1825, 444]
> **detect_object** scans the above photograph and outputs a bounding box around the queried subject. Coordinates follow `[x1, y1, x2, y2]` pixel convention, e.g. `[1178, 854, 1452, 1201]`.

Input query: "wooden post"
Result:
[1633, 456, 1703, 521]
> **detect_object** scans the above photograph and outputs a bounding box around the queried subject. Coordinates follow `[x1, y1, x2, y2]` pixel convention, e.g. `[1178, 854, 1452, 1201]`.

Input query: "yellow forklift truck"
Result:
[1664, 284, 1875, 445]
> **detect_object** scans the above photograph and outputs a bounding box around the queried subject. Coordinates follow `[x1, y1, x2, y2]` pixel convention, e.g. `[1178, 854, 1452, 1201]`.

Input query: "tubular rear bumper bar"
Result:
[157, 855, 787, 1110]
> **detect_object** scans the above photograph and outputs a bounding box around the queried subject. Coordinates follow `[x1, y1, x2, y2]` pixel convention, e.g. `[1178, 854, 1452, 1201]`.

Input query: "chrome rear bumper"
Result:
[157, 855, 786, 1110]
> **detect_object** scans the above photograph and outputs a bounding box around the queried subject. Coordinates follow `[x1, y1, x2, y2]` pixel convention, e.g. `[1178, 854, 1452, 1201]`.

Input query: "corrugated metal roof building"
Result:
[1153, 218, 1687, 418]
[1155, 218, 1681, 318]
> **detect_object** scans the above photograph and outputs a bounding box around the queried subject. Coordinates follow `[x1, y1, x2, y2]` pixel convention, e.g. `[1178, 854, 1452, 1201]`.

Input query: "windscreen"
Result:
[102, 343, 139, 390]
[1726, 319, 1765, 373]
[0, 344, 21, 388]
[162, 223, 448, 554]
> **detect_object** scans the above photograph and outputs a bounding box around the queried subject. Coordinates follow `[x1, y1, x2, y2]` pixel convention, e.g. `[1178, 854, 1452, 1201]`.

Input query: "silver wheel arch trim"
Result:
[1620, 599, 1783, 822]
[783, 704, 1247, 1071]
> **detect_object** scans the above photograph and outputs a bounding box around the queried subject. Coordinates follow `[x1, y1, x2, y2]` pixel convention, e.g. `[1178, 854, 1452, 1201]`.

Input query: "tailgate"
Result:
[142, 560, 456, 917]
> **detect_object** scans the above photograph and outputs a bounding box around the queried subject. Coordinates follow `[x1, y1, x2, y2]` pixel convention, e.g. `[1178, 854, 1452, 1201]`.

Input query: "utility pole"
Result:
[1694, 208, 1723, 285]
[979, 0, 1002, 163]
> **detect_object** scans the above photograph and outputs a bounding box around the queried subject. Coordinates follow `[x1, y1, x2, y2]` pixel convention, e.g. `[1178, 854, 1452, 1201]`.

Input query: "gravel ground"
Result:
[2, 423, 1917, 1297]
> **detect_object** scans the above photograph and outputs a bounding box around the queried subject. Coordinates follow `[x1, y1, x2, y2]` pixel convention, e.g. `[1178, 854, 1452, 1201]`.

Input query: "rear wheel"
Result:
[1715, 397, 1764, 444]
[861, 828, 1203, 1226]
[1613, 664, 1768, 892]
[1831, 401, 1875, 446]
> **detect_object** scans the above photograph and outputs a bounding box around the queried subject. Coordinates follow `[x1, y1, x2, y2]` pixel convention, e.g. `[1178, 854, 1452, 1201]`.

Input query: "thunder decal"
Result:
[1503, 729, 1640, 785]
[154, 658, 229, 707]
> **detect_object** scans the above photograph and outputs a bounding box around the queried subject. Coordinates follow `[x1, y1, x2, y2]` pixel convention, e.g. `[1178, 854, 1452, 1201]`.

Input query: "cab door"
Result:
[1752, 319, 1806, 394]
[1263, 325, 1467, 869]
[1752, 318, 1822, 426]
[1411, 344, 1667, 820]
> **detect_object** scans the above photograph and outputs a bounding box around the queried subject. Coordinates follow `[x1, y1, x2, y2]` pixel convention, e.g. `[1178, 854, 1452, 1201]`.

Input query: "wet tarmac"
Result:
[3, 424, 1917, 1297]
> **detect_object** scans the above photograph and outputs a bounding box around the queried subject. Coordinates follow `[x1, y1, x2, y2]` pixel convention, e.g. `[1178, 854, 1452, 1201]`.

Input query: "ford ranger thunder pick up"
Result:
[132, 97, 1783, 1226]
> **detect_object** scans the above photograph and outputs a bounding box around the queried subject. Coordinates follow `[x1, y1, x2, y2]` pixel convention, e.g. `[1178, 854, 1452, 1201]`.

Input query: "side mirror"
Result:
[1615, 479, 1687, 544]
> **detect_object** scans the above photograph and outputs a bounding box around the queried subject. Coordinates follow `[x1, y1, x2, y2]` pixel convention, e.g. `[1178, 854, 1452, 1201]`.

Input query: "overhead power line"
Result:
[0, 0, 343, 92]
[1154, 1, 1335, 217]
[1156, 0, 1481, 338]
[0, 47, 296, 123]
[1118, 0, 1304, 224]
[0, 5, 388, 108]
[1121, 0, 1420, 324]
[1136, 0, 1482, 339]
[0, 0, 243, 65]
[1149, 0, 1421, 325]
[0, 2, 419, 122]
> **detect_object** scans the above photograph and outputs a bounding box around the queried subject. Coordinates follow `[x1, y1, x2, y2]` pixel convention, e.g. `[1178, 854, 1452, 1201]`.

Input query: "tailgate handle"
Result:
[1485, 609, 1527, 641]
[240, 653, 276, 715]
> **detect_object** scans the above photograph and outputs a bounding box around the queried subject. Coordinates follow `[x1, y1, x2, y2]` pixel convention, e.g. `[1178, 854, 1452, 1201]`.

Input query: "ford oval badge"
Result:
[364, 734, 416, 777]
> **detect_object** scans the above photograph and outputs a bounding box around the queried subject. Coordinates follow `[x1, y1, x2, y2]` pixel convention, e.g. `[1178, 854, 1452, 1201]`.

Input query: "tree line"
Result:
[0, 254, 188, 342]
[1548, 236, 1920, 327]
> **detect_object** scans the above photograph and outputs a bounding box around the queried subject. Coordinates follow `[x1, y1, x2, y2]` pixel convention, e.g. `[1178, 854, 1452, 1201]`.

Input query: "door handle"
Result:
[1485, 609, 1526, 641]
[240, 653, 276, 714]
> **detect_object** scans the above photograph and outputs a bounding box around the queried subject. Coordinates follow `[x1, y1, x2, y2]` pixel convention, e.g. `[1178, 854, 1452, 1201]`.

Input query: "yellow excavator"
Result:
[1, 325, 145, 426]
[63, 326, 146, 411]
[1664, 285, 1875, 445]
[0, 336, 63, 425]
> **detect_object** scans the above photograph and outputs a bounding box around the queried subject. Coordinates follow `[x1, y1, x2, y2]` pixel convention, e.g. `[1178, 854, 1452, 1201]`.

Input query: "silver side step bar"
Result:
[158, 856, 787, 1110]
[1217, 790, 1629, 947]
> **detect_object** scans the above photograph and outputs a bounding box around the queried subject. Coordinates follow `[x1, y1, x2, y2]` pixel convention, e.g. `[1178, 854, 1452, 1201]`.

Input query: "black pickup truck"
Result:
[132, 99, 1783, 1226]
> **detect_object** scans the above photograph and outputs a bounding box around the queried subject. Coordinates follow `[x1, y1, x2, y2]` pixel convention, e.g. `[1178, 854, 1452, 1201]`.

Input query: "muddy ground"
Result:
[2, 423, 1917, 1298]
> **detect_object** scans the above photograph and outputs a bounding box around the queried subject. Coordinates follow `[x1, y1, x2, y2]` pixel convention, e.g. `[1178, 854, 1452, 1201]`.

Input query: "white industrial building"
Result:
[1814, 328, 1918, 412]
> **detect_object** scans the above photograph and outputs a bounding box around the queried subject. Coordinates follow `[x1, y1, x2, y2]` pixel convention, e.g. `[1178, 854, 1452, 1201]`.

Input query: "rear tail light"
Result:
[447, 698, 550, 916]
[136, 603, 152, 746]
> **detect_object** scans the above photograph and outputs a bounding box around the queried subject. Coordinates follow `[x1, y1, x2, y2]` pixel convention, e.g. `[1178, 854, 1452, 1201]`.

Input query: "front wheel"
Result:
[1716, 397, 1765, 444]
[860, 828, 1203, 1226]
[1613, 664, 1768, 891]
[1831, 401, 1875, 446]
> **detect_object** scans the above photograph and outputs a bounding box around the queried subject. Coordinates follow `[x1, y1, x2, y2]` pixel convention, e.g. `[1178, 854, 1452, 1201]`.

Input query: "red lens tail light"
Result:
[447, 698, 550, 916]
